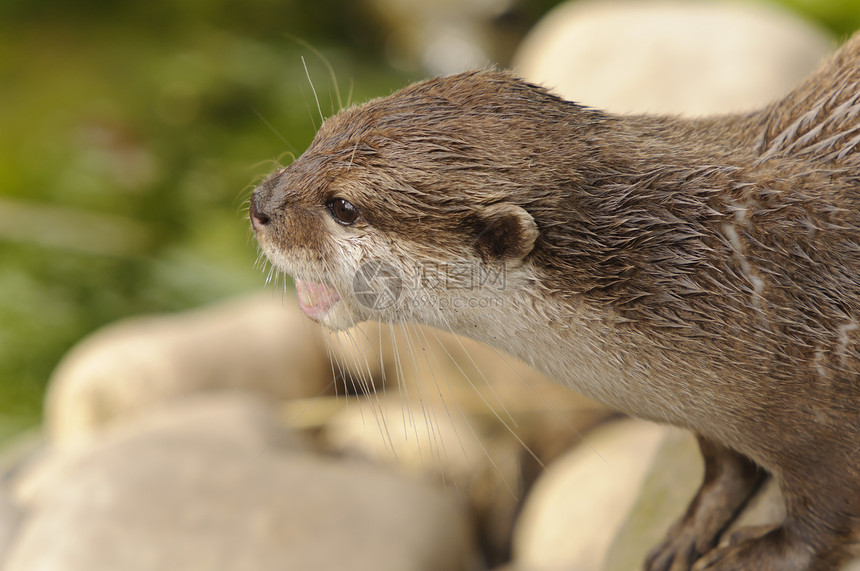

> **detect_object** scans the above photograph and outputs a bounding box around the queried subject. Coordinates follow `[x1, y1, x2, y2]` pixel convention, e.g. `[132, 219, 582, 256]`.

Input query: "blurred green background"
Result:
[0, 0, 858, 441]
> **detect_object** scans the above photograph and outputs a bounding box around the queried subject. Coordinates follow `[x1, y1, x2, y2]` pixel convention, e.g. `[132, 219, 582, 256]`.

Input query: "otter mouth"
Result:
[295, 279, 341, 321]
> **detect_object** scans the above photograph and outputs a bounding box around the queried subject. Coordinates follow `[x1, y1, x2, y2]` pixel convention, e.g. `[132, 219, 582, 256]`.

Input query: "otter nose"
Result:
[249, 195, 271, 229]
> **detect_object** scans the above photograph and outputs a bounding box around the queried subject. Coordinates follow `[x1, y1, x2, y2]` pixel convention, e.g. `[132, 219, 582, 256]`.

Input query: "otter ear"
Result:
[473, 203, 538, 262]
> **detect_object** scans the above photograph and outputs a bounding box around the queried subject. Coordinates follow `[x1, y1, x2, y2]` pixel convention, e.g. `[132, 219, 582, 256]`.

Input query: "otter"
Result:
[249, 33, 860, 570]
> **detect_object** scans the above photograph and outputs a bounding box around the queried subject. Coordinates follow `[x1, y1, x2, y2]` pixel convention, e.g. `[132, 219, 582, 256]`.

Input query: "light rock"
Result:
[0, 430, 43, 569]
[511, 419, 670, 571]
[0, 485, 20, 569]
[364, 0, 516, 74]
[6, 394, 474, 571]
[726, 477, 784, 531]
[602, 429, 702, 571]
[318, 343, 611, 567]
[321, 392, 519, 562]
[45, 293, 333, 447]
[14, 392, 300, 505]
[513, 0, 834, 115]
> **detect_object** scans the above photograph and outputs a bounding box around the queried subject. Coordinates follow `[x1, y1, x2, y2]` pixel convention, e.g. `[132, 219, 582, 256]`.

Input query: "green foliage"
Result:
[0, 2, 409, 430]
[774, 0, 860, 38]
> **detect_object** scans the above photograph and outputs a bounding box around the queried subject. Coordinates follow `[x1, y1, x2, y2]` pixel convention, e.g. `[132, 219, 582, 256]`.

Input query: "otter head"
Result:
[250, 71, 547, 331]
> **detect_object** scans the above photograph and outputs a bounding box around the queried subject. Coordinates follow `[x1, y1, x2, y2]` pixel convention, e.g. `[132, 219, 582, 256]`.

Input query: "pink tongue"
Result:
[295, 280, 340, 320]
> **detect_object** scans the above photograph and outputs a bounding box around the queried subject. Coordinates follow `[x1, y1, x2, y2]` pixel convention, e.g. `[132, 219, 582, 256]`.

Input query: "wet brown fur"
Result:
[252, 34, 860, 570]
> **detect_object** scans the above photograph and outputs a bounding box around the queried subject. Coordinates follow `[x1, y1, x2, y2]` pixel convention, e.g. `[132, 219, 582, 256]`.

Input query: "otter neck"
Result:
[418, 279, 725, 433]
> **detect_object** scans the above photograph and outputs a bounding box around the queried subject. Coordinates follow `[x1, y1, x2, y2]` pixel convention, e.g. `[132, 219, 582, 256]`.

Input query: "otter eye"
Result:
[327, 198, 360, 226]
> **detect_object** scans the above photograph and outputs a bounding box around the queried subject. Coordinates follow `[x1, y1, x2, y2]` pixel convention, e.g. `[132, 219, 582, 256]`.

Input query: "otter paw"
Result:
[691, 527, 813, 571]
[644, 529, 715, 571]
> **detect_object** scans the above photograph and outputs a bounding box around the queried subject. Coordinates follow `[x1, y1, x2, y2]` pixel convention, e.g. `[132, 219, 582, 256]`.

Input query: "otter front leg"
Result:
[644, 435, 766, 571]
[692, 468, 857, 571]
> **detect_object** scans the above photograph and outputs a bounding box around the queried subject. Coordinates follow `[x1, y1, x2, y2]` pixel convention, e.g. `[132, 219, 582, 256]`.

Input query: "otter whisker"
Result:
[302, 56, 324, 127]
[428, 303, 546, 469]
[478, 340, 607, 464]
[397, 322, 453, 479]
[286, 34, 344, 111]
[408, 322, 519, 496]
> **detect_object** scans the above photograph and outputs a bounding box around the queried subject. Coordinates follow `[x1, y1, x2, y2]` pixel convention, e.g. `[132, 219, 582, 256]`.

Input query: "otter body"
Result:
[251, 34, 860, 570]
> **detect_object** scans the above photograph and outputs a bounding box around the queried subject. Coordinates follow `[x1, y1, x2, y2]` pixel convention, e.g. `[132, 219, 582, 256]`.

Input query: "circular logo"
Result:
[352, 260, 403, 311]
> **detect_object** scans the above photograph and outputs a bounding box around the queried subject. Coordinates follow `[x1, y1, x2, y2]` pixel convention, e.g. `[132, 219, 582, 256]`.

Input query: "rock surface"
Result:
[363, 0, 517, 74]
[513, 0, 834, 115]
[602, 429, 703, 571]
[318, 344, 610, 566]
[0, 486, 20, 570]
[45, 293, 333, 447]
[512, 419, 670, 571]
[6, 394, 474, 571]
